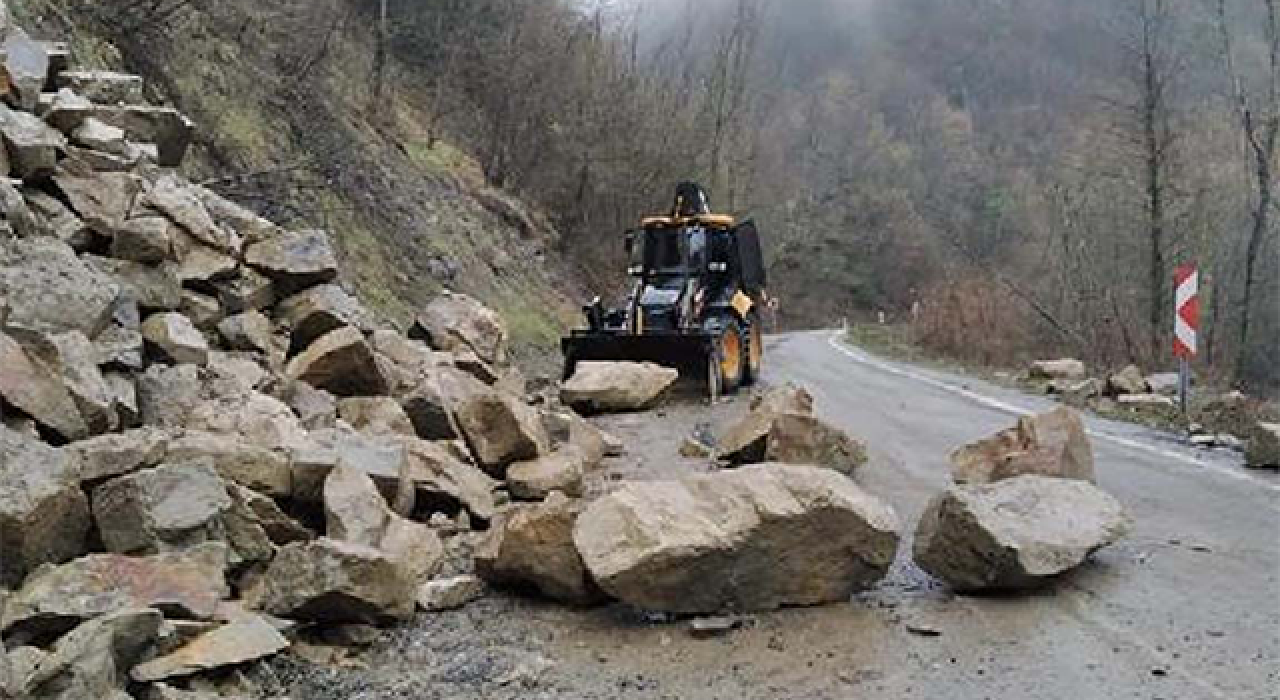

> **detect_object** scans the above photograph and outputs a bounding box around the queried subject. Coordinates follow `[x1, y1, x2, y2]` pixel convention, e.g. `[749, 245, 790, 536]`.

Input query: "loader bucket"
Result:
[561, 331, 716, 381]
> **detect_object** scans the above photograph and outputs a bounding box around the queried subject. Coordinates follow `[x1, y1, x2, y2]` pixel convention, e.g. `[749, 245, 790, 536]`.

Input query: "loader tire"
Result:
[743, 311, 763, 386]
[707, 315, 745, 395]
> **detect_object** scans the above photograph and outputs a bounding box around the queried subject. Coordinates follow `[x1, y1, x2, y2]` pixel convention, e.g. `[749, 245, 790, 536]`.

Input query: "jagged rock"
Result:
[176, 243, 237, 290]
[131, 613, 288, 683]
[92, 461, 233, 555]
[399, 436, 499, 521]
[1246, 422, 1280, 469]
[913, 475, 1132, 591]
[197, 187, 282, 245]
[145, 175, 233, 252]
[216, 267, 274, 314]
[0, 178, 37, 237]
[544, 410, 611, 465]
[42, 87, 94, 134]
[95, 325, 141, 374]
[244, 230, 337, 297]
[0, 427, 90, 587]
[87, 105, 193, 167]
[24, 189, 91, 248]
[65, 426, 170, 483]
[2, 28, 49, 111]
[136, 363, 204, 428]
[24, 609, 163, 700]
[179, 291, 222, 330]
[574, 465, 900, 614]
[0, 330, 89, 441]
[951, 407, 1095, 485]
[231, 482, 313, 546]
[206, 351, 269, 391]
[52, 171, 142, 237]
[104, 371, 139, 429]
[1029, 359, 1087, 381]
[410, 291, 509, 366]
[216, 311, 275, 355]
[84, 256, 182, 312]
[286, 326, 390, 397]
[70, 116, 128, 155]
[276, 379, 337, 431]
[716, 385, 864, 474]
[186, 390, 308, 450]
[110, 215, 172, 263]
[506, 446, 589, 501]
[56, 70, 145, 104]
[277, 283, 374, 353]
[289, 429, 414, 508]
[1, 543, 229, 645]
[1106, 364, 1148, 396]
[398, 366, 488, 440]
[476, 492, 602, 605]
[0, 102, 63, 178]
[0, 238, 119, 336]
[337, 397, 415, 436]
[165, 431, 292, 497]
[324, 463, 444, 584]
[417, 575, 486, 612]
[141, 312, 210, 366]
[41, 330, 118, 435]
[455, 390, 549, 475]
[246, 537, 416, 624]
[560, 361, 679, 414]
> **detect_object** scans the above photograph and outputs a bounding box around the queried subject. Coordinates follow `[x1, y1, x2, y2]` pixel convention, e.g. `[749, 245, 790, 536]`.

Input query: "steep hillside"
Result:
[12, 0, 585, 372]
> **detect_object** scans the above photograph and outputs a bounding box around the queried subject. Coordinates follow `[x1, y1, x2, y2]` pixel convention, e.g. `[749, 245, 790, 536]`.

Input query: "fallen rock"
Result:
[1046, 377, 1102, 402]
[244, 229, 338, 297]
[716, 385, 864, 474]
[0, 102, 64, 178]
[1246, 422, 1280, 469]
[399, 436, 499, 522]
[950, 406, 1095, 485]
[110, 215, 172, 263]
[398, 366, 489, 440]
[186, 390, 308, 451]
[1146, 372, 1180, 395]
[83, 256, 182, 312]
[246, 537, 416, 624]
[455, 390, 549, 475]
[91, 461, 233, 555]
[285, 326, 390, 397]
[131, 613, 289, 683]
[2, 29, 49, 111]
[56, 70, 145, 104]
[141, 312, 210, 366]
[24, 609, 162, 700]
[143, 175, 233, 251]
[52, 170, 142, 237]
[276, 379, 337, 431]
[216, 311, 276, 355]
[913, 475, 1132, 591]
[179, 291, 223, 330]
[66, 426, 170, 483]
[23, 189, 91, 248]
[324, 463, 443, 585]
[0, 330, 90, 441]
[506, 446, 589, 500]
[1107, 365, 1149, 396]
[1, 543, 228, 645]
[277, 283, 374, 354]
[87, 104, 193, 167]
[417, 574, 487, 612]
[216, 267, 275, 314]
[337, 396, 415, 437]
[1029, 359, 1087, 381]
[0, 427, 90, 588]
[0, 238, 119, 336]
[410, 291, 509, 366]
[164, 431, 292, 497]
[1117, 393, 1176, 409]
[573, 465, 900, 614]
[475, 492, 603, 605]
[560, 361, 679, 414]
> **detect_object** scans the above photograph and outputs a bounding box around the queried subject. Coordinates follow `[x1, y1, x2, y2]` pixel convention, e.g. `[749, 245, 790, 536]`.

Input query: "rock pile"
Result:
[914, 407, 1131, 591]
[0, 17, 596, 697]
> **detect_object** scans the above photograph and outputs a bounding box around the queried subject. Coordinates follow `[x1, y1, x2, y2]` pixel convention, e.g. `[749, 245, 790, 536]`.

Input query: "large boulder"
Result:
[950, 407, 1094, 485]
[277, 283, 374, 354]
[285, 326, 391, 397]
[52, 171, 143, 238]
[1106, 365, 1149, 396]
[243, 230, 338, 297]
[164, 431, 292, 497]
[560, 361, 679, 414]
[454, 390, 549, 475]
[475, 492, 603, 605]
[0, 331, 89, 441]
[716, 385, 864, 474]
[130, 613, 288, 683]
[0, 238, 119, 336]
[398, 365, 489, 440]
[506, 446, 589, 501]
[324, 463, 443, 585]
[185, 389, 309, 451]
[398, 436, 499, 522]
[573, 464, 900, 613]
[913, 475, 1132, 591]
[141, 312, 210, 367]
[1029, 359, 1087, 381]
[409, 291, 509, 366]
[1, 543, 229, 645]
[246, 538, 416, 624]
[22, 609, 162, 700]
[0, 103, 65, 178]
[65, 426, 170, 483]
[1246, 422, 1280, 469]
[38, 330, 118, 436]
[91, 461, 233, 555]
[143, 175, 233, 252]
[0, 428, 90, 588]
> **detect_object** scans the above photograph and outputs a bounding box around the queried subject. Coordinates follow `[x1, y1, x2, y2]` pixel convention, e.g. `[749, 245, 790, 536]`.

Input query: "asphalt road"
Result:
[758, 330, 1280, 700]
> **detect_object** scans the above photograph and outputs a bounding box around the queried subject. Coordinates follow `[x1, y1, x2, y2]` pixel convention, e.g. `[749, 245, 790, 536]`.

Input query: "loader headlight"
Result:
[709, 262, 728, 272]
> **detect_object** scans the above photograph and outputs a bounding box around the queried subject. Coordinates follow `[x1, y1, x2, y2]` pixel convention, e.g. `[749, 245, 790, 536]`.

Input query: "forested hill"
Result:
[23, 0, 1278, 394]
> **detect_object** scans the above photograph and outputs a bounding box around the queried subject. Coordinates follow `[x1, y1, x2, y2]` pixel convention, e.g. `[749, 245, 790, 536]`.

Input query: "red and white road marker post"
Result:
[1173, 264, 1199, 416]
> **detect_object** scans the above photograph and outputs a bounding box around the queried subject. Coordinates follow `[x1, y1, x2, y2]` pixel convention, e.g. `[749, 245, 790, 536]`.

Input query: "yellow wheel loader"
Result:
[561, 183, 768, 399]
